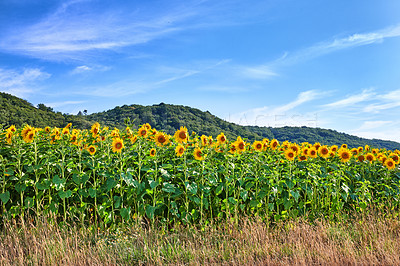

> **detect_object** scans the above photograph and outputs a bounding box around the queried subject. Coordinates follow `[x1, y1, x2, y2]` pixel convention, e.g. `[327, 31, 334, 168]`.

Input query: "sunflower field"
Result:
[0, 122, 399, 227]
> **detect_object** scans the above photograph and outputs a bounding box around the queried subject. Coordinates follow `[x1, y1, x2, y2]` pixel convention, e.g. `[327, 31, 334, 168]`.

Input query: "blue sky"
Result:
[1, 0, 400, 142]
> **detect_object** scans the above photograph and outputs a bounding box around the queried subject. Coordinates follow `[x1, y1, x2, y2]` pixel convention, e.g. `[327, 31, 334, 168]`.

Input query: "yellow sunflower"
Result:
[200, 135, 208, 146]
[21, 125, 33, 139]
[318, 145, 330, 158]
[366, 153, 375, 163]
[87, 145, 96, 156]
[270, 139, 279, 150]
[6, 125, 16, 133]
[154, 132, 170, 146]
[341, 144, 348, 149]
[174, 126, 188, 143]
[23, 130, 36, 143]
[330, 145, 338, 153]
[175, 144, 185, 157]
[234, 136, 246, 152]
[252, 141, 263, 152]
[284, 149, 296, 161]
[112, 138, 124, 153]
[338, 148, 351, 163]
[150, 148, 156, 157]
[357, 154, 365, 162]
[138, 126, 148, 137]
[91, 122, 100, 136]
[385, 158, 396, 170]
[193, 147, 205, 160]
[308, 147, 318, 158]
[216, 132, 227, 145]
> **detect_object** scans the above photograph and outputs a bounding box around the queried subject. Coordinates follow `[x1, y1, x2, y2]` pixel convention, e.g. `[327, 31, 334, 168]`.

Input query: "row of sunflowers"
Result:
[0, 122, 399, 225]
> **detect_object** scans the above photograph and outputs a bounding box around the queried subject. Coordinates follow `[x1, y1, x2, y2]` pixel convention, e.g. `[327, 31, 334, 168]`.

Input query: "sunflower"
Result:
[154, 132, 170, 147]
[341, 144, 348, 149]
[21, 125, 33, 139]
[143, 123, 152, 130]
[330, 145, 338, 153]
[284, 149, 296, 161]
[91, 122, 100, 136]
[308, 147, 318, 158]
[364, 145, 370, 151]
[70, 134, 78, 144]
[338, 149, 351, 163]
[111, 128, 120, 138]
[44, 126, 51, 133]
[138, 126, 148, 137]
[289, 143, 300, 154]
[6, 131, 12, 144]
[87, 145, 96, 156]
[6, 125, 16, 133]
[385, 158, 396, 170]
[313, 142, 321, 150]
[62, 127, 70, 135]
[357, 147, 363, 153]
[174, 145, 185, 157]
[174, 126, 188, 143]
[23, 130, 36, 143]
[150, 148, 156, 157]
[229, 144, 237, 154]
[112, 138, 124, 153]
[270, 139, 279, 150]
[350, 148, 358, 156]
[216, 132, 227, 145]
[318, 145, 330, 158]
[235, 136, 246, 152]
[390, 153, 399, 163]
[357, 154, 365, 162]
[193, 147, 205, 160]
[200, 135, 208, 146]
[252, 141, 263, 152]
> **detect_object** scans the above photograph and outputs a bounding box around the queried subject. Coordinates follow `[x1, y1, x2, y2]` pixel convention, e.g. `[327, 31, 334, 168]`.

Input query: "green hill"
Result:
[1, 92, 399, 150]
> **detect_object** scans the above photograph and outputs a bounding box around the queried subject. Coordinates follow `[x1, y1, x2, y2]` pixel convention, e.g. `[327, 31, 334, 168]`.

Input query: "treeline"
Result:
[1, 92, 399, 150]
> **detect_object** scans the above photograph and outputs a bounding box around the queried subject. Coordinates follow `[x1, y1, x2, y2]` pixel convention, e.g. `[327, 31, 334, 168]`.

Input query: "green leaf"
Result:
[58, 190, 73, 199]
[120, 207, 131, 221]
[149, 179, 159, 190]
[0, 191, 10, 204]
[88, 188, 97, 198]
[15, 183, 27, 193]
[186, 182, 198, 195]
[240, 190, 248, 201]
[104, 177, 118, 192]
[24, 197, 34, 208]
[145, 205, 156, 220]
[114, 196, 121, 209]
[52, 175, 66, 191]
[215, 184, 224, 195]
[121, 172, 135, 186]
[290, 190, 300, 202]
[162, 182, 176, 193]
[36, 179, 51, 190]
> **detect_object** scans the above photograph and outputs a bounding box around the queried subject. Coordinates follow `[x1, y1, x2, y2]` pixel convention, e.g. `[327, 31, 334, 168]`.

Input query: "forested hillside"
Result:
[1, 92, 399, 150]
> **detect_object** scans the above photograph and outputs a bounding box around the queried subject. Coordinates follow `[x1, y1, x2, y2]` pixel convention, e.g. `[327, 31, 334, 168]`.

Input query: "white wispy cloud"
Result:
[0, 68, 51, 98]
[0, 1, 200, 61]
[274, 24, 400, 66]
[70, 65, 111, 75]
[228, 90, 323, 127]
[322, 88, 376, 108]
[362, 89, 400, 113]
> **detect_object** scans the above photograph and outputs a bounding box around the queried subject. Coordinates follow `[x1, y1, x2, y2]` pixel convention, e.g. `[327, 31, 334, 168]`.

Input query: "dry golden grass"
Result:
[1, 213, 400, 265]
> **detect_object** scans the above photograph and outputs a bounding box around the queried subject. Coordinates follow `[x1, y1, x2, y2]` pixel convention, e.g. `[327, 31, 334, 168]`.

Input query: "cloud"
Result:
[239, 65, 278, 79]
[228, 90, 323, 127]
[323, 89, 375, 108]
[274, 24, 400, 66]
[70, 65, 111, 75]
[0, 68, 51, 98]
[363, 89, 400, 113]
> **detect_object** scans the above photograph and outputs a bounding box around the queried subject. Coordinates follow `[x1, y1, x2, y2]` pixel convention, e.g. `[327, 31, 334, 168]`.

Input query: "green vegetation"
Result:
[1, 91, 399, 149]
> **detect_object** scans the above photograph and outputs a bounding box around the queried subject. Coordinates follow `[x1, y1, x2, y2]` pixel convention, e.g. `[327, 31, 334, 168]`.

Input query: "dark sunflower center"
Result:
[179, 131, 186, 139]
[116, 142, 122, 149]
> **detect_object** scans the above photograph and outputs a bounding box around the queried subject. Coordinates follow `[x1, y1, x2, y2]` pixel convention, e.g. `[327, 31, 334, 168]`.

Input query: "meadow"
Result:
[1, 122, 400, 264]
